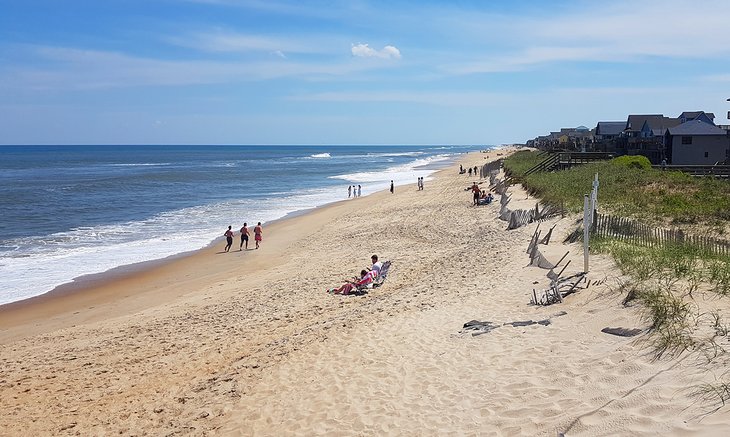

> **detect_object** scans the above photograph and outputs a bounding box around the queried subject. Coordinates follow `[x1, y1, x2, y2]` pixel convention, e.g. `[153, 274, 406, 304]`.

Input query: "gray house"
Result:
[678, 111, 716, 125]
[594, 121, 625, 140]
[665, 120, 730, 165]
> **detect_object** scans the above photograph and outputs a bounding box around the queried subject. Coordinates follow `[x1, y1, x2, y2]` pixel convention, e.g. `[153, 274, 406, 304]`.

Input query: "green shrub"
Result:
[611, 155, 652, 170]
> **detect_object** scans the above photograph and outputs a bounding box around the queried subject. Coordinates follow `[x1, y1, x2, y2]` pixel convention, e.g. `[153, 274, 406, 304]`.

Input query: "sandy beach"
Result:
[2, 151, 729, 436]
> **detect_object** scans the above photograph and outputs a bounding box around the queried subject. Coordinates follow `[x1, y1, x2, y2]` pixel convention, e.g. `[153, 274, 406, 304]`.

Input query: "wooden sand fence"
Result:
[591, 212, 730, 257]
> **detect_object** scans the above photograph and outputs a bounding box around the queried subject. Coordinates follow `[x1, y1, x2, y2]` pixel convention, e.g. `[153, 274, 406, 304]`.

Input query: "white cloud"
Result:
[0, 45, 396, 91]
[168, 31, 333, 55]
[431, 0, 730, 74]
[351, 43, 401, 59]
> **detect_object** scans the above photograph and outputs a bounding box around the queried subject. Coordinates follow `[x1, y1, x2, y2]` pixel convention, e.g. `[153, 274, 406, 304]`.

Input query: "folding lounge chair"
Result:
[374, 261, 391, 287]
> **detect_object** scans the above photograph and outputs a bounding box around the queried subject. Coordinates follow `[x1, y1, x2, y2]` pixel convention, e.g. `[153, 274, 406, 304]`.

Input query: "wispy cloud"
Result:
[435, 0, 730, 74]
[167, 30, 341, 55]
[288, 91, 515, 107]
[0, 45, 395, 91]
[351, 43, 401, 60]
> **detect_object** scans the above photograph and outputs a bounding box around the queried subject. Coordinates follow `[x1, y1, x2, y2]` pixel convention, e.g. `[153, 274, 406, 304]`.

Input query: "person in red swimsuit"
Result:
[328, 269, 377, 295]
[254, 222, 263, 249]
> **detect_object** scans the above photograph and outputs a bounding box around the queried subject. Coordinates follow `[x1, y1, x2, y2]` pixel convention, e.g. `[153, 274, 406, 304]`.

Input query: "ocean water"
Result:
[0, 144, 488, 305]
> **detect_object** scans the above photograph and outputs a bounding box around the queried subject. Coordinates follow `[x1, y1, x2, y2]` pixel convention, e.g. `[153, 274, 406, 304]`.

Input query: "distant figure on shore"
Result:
[254, 222, 263, 249]
[416, 177, 422, 190]
[460, 164, 463, 173]
[239, 222, 250, 250]
[390, 180, 394, 194]
[357, 184, 362, 197]
[348, 185, 352, 198]
[471, 182, 480, 206]
[468, 168, 472, 177]
[224, 226, 234, 252]
[474, 166, 478, 177]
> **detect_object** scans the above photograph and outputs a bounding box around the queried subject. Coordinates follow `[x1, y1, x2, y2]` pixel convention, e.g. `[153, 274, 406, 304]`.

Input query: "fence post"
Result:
[583, 194, 590, 273]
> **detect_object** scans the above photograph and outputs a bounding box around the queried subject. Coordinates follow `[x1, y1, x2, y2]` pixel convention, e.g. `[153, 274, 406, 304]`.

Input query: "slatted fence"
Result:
[591, 213, 730, 257]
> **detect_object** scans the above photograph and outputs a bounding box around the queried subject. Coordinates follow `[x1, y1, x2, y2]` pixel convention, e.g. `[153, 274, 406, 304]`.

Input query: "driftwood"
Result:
[601, 327, 643, 337]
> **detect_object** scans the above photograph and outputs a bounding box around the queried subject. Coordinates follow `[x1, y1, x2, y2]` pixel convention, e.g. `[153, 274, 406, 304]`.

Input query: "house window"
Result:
[681, 136, 692, 145]
[704, 151, 709, 158]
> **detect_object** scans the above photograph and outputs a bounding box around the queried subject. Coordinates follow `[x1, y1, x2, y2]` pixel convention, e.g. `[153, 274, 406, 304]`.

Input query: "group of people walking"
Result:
[348, 185, 362, 198]
[224, 222, 263, 252]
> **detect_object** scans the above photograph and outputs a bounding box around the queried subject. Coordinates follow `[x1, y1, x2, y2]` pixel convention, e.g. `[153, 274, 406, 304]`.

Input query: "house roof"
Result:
[595, 121, 625, 136]
[667, 120, 728, 136]
[623, 115, 680, 130]
[625, 114, 663, 131]
[636, 116, 680, 134]
[679, 111, 716, 121]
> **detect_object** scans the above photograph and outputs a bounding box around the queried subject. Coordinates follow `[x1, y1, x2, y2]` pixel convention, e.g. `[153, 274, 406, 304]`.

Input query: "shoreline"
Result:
[0, 149, 490, 339]
[0, 150, 474, 314]
[5, 146, 719, 436]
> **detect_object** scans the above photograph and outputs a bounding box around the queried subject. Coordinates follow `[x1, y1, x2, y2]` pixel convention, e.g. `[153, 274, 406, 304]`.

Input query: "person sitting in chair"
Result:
[328, 269, 377, 295]
[370, 254, 383, 276]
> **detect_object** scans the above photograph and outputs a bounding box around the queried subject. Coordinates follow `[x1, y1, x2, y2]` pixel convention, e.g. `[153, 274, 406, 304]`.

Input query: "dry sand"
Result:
[1, 151, 729, 436]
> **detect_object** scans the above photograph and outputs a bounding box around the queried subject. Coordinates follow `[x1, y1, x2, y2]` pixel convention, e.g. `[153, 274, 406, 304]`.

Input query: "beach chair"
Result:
[371, 260, 392, 289]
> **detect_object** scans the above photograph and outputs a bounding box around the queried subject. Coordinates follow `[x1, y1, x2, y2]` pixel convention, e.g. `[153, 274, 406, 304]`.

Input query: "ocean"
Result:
[0, 144, 488, 305]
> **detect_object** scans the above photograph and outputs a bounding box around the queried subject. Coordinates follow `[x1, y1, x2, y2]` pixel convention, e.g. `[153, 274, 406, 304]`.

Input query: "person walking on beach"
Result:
[468, 167, 472, 177]
[254, 222, 263, 249]
[471, 182, 480, 206]
[474, 166, 478, 177]
[239, 223, 250, 250]
[357, 184, 362, 197]
[224, 226, 234, 252]
[390, 180, 394, 194]
[348, 185, 352, 198]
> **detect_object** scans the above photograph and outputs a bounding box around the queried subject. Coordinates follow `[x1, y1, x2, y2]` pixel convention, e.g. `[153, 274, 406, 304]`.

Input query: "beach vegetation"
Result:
[505, 149, 730, 408]
[503, 151, 730, 226]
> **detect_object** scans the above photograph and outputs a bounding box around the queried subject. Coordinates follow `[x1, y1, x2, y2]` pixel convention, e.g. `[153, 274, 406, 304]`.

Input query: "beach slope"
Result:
[1, 151, 728, 436]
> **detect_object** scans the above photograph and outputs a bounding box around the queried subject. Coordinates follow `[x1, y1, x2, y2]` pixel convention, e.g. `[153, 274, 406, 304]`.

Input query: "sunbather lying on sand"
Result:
[327, 269, 377, 295]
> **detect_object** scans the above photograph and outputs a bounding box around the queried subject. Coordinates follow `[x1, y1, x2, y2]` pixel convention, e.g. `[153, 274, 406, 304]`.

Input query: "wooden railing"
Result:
[651, 165, 730, 178]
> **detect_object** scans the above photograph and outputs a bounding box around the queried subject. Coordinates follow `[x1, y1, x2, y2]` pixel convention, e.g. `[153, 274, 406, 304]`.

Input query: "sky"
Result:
[1, 0, 729, 145]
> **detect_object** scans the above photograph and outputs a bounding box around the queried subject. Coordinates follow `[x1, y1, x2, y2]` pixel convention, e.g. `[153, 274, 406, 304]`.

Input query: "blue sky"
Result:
[1, 0, 729, 145]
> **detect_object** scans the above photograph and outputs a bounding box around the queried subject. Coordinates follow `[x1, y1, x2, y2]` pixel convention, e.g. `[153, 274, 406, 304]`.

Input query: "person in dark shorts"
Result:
[224, 226, 234, 252]
[239, 222, 250, 250]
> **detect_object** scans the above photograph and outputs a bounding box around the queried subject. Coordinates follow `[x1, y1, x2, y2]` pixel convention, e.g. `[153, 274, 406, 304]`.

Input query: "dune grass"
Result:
[504, 150, 730, 226]
[504, 151, 730, 407]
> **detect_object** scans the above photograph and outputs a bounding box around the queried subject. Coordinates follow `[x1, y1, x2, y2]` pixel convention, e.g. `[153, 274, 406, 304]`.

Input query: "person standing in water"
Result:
[348, 185, 352, 198]
[239, 222, 250, 250]
[254, 222, 263, 249]
[390, 180, 394, 194]
[357, 184, 362, 197]
[224, 226, 234, 252]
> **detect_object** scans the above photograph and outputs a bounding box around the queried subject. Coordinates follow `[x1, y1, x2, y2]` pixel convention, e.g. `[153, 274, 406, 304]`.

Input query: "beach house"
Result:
[664, 120, 730, 165]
